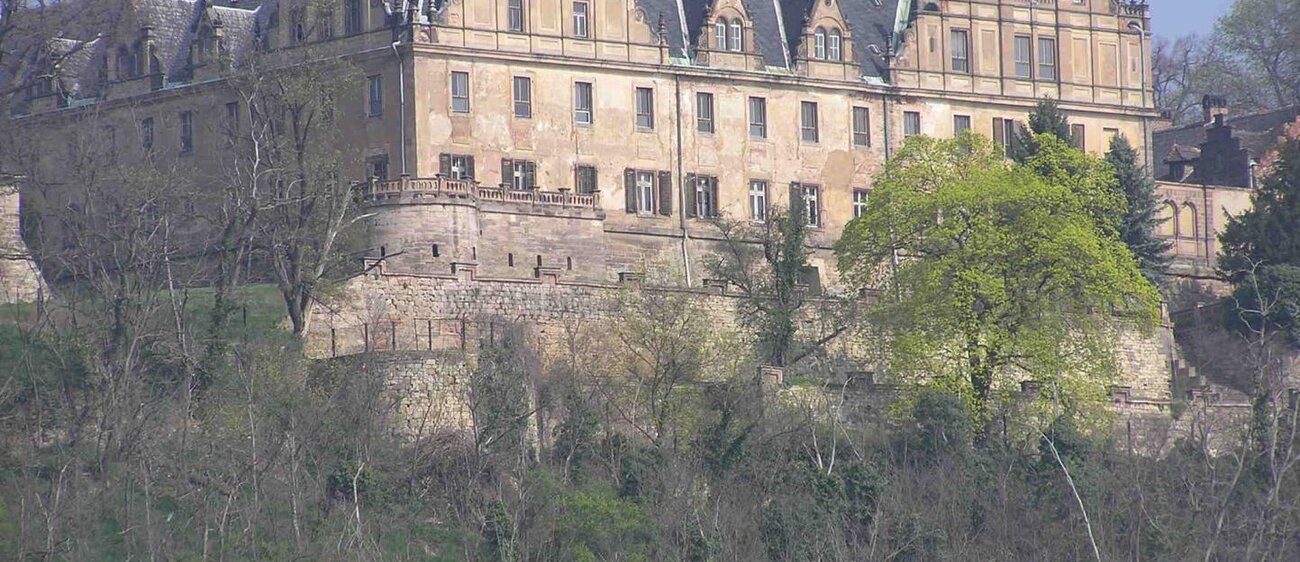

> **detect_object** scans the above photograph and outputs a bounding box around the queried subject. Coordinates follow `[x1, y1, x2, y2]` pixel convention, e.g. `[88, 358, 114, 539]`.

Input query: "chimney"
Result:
[1202, 95, 1229, 127]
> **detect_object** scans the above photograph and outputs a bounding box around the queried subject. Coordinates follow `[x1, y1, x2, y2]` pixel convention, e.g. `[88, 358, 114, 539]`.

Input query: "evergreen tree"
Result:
[1106, 134, 1172, 282]
[1220, 138, 1300, 345]
[1012, 97, 1072, 162]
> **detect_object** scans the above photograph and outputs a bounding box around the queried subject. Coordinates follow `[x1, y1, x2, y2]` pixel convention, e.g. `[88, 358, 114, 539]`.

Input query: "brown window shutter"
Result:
[993, 118, 1005, 146]
[466, 155, 475, 179]
[501, 158, 513, 187]
[789, 182, 801, 219]
[625, 168, 637, 212]
[684, 174, 697, 218]
[525, 161, 536, 189]
[439, 153, 451, 176]
[709, 178, 719, 218]
[657, 171, 673, 216]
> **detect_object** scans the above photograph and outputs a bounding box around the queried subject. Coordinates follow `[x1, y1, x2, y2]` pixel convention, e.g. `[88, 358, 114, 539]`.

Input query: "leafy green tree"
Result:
[1023, 133, 1126, 238]
[1106, 134, 1173, 282]
[1013, 97, 1073, 162]
[835, 135, 1160, 419]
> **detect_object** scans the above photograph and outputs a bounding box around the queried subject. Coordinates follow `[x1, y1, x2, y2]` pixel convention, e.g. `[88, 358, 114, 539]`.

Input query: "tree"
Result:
[1217, 0, 1300, 111]
[835, 135, 1160, 420]
[1012, 97, 1072, 163]
[1106, 134, 1172, 282]
[1220, 137, 1300, 342]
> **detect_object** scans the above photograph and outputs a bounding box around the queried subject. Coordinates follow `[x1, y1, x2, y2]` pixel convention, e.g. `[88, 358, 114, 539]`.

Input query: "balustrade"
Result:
[361, 176, 598, 209]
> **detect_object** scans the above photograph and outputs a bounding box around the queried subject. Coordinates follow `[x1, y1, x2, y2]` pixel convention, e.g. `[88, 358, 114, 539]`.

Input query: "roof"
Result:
[1153, 105, 1300, 170]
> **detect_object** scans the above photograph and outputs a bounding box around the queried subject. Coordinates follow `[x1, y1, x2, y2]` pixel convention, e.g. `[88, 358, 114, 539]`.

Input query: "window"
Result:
[1014, 35, 1032, 78]
[729, 20, 742, 52]
[814, 28, 826, 59]
[852, 106, 871, 147]
[439, 153, 475, 179]
[573, 2, 589, 38]
[1038, 37, 1057, 80]
[748, 97, 767, 138]
[828, 29, 842, 61]
[951, 29, 969, 73]
[993, 117, 1018, 156]
[715, 19, 727, 50]
[1104, 127, 1120, 141]
[368, 155, 390, 180]
[796, 183, 820, 227]
[574, 81, 593, 124]
[507, 0, 525, 32]
[624, 169, 669, 215]
[367, 74, 383, 117]
[503, 158, 537, 190]
[801, 101, 819, 143]
[140, 117, 154, 152]
[853, 189, 870, 219]
[576, 165, 597, 194]
[179, 110, 193, 153]
[451, 71, 470, 113]
[225, 102, 239, 135]
[953, 114, 971, 135]
[748, 180, 768, 221]
[903, 111, 921, 137]
[696, 92, 714, 133]
[318, 8, 335, 39]
[290, 7, 306, 43]
[1071, 123, 1086, 150]
[635, 87, 654, 129]
[690, 175, 718, 218]
[344, 0, 362, 35]
[513, 76, 532, 118]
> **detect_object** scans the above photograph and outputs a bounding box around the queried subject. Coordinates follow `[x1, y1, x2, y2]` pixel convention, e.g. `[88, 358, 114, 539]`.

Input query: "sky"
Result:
[1146, 0, 1235, 40]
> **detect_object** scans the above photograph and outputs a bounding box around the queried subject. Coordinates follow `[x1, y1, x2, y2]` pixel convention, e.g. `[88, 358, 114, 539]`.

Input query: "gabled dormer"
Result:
[695, 0, 762, 70]
[784, 0, 854, 80]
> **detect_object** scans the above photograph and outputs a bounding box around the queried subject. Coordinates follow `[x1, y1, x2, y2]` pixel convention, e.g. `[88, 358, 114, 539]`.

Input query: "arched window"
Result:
[814, 27, 826, 59]
[196, 27, 213, 64]
[714, 18, 727, 50]
[1179, 203, 1198, 239]
[729, 20, 742, 51]
[828, 28, 842, 61]
[1157, 202, 1176, 237]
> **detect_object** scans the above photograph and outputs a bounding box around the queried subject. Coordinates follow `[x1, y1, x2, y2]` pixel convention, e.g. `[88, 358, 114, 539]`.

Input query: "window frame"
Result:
[696, 92, 715, 134]
[800, 101, 820, 143]
[179, 110, 194, 154]
[714, 19, 727, 50]
[950, 29, 970, 73]
[748, 96, 767, 139]
[1014, 35, 1033, 79]
[814, 28, 827, 60]
[367, 154, 390, 181]
[729, 20, 742, 52]
[513, 76, 532, 118]
[1037, 37, 1057, 80]
[367, 74, 383, 117]
[574, 81, 594, 125]
[749, 180, 768, 222]
[344, 0, 362, 35]
[828, 29, 842, 61]
[573, 1, 589, 38]
[852, 106, 871, 147]
[507, 0, 525, 32]
[853, 188, 870, 219]
[635, 87, 655, 130]
[903, 111, 921, 137]
[140, 117, 154, 152]
[635, 170, 656, 214]
[450, 71, 470, 113]
[576, 164, 598, 194]
[801, 184, 821, 228]
[693, 175, 719, 219]
[953, 114, 972, 135]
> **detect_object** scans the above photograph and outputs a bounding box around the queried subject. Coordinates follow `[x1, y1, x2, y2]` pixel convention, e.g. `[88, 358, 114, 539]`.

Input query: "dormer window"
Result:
[714, 19, 727, 50]
[713, 17, 743, 52]
[814, 28, 826, 59]
[828, 29, 842, 61]
[290, 7, 306, 43]
[196, 27, 214, 64]
[729, 20, 742, 51]
[116, 46, 133, 78]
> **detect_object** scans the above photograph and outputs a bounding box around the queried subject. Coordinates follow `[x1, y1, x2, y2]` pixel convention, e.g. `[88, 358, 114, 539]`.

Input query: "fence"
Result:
[325, 317, 517, 358]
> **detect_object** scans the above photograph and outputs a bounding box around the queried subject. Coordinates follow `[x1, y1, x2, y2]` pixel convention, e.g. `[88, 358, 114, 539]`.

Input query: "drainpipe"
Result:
[391, 41, 408, 176]
[674, 72, 692, 286]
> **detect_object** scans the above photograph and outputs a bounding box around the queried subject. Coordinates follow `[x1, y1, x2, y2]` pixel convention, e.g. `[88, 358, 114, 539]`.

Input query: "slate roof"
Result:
[841, 0, 901, 79]
[742, 0, 788, 69]
[1153, 106, 1300, 172]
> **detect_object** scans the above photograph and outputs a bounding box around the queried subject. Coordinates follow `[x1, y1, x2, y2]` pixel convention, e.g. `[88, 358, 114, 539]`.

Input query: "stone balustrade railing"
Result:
[361, 175, 597, 209]
[1110, 0, 1148, 17]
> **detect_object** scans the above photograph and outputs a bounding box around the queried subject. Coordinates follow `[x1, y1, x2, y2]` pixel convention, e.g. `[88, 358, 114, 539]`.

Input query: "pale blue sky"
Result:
[1147, 0, 1235, 39]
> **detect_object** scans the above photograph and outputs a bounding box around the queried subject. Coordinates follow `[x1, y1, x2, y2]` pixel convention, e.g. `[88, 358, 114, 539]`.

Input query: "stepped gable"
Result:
[1154, 104, 1300, 185]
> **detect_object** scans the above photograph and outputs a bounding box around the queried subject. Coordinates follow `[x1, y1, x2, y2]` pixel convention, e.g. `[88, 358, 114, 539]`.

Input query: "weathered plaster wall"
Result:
[0, 185, 45, 304]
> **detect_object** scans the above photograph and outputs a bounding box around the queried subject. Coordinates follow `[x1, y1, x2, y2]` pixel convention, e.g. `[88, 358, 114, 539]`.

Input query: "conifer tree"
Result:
[1106, 134, 1172, 282]
[1012, 97, 1072, 162]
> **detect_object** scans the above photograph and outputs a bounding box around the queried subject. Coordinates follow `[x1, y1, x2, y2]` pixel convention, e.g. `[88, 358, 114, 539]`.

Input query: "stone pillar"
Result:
[0, 179, 44, 304]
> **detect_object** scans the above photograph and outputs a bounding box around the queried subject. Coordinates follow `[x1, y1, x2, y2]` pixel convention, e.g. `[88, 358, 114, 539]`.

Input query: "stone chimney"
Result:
[1202, 95, 1229, 127]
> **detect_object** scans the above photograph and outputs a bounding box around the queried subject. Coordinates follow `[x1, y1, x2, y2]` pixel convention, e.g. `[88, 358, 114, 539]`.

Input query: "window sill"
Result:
[636, 127, 655, 133]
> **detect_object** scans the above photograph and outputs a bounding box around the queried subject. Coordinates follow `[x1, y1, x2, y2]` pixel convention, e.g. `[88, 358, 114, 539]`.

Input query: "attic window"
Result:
[728, 19, 742, 51]
[814, 27, 826, 59]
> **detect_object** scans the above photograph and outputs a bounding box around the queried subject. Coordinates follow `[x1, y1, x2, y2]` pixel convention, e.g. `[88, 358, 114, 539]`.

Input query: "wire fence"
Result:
[325, 317, 514, 358]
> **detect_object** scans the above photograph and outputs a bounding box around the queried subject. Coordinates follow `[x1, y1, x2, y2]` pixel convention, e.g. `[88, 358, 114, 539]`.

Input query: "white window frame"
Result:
[715, 19, 727, 50]
[513, 76, 532, 118]
[749, 180, 768, 222]
[814, 28, 826, 59]
[828, 29, 842, 61]
[635, 171, 655, 214]
[729, 20, 742, 52]
[1038, 37, 1057, 80]
[450, 71, 470, 113]
[853, 189, 869, 219]
[801, 101, 819, 143]
[1014, 35, 1032, 79]
[802, 184, 821, 227]
[749, 96, 767, 138]
[951, 29, 969, 73]
[507, 0, 525, 32]
[695, 176, 717, 218]
[574, 81, 593, 125]
[573, 1, 589, 38]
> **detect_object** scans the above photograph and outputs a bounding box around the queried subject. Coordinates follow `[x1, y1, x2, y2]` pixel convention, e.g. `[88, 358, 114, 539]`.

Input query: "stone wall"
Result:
[332, 351, 475, 440]
[0, 183, 44, 304]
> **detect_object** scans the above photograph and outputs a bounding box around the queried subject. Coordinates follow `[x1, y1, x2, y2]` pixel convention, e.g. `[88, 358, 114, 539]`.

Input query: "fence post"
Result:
[390, 320, 397, 351]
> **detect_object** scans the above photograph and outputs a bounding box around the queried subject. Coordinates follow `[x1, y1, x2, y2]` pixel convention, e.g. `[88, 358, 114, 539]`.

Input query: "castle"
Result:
[4, 0, 1213, 441]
